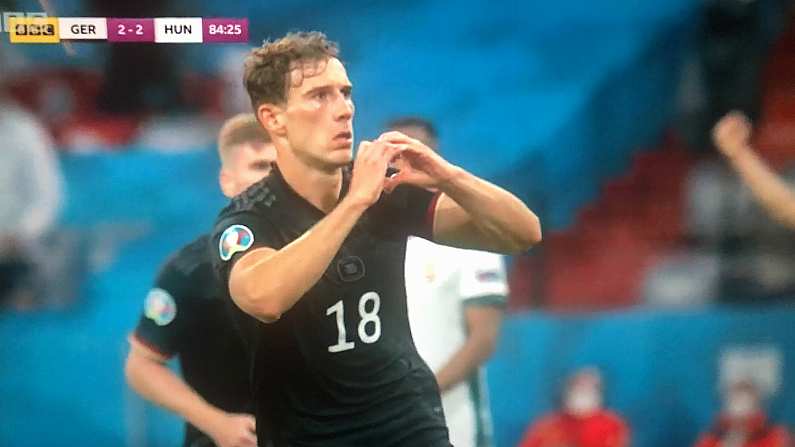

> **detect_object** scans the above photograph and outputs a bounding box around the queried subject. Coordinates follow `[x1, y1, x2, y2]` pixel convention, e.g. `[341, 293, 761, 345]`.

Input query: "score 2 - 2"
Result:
[107, 18, 154, 42]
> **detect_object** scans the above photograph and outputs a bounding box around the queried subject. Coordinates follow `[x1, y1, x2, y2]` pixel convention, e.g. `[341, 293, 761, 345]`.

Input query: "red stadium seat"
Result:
[509, 145, 696, 312]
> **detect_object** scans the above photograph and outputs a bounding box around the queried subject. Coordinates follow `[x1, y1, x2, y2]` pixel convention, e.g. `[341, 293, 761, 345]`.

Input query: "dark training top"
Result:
[133, 235, 253, 447]
[211, 166, 451, 447]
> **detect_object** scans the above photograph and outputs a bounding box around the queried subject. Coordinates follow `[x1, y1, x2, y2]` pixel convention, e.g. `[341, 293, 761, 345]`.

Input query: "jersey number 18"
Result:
[326, 291, 382, 353]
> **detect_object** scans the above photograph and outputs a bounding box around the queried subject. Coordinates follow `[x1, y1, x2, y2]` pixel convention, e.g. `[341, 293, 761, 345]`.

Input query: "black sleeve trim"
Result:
[130, 332, 175, 360]
[462, 294, 508, 308]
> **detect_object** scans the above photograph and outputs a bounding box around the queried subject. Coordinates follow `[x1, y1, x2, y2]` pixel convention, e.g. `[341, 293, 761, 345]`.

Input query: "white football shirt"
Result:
[405, 236, 508, 447]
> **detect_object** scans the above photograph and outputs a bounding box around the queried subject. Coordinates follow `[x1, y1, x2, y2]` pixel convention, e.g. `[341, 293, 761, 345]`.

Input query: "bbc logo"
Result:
[15, 22, 55, 36]
[1, 11, 47, 33]
[8, 16, 60, 43]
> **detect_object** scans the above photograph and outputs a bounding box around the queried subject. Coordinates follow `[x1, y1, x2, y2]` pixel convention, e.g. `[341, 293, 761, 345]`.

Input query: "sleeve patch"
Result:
[144, 288, 177, 326]
[476, 269, 502, 283]
[218, 224, 255, 261]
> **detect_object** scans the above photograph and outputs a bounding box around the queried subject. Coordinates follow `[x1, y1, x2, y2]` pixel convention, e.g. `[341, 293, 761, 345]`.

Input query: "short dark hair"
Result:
[386, 116, 438, 141]
[243, 31, 340, 109]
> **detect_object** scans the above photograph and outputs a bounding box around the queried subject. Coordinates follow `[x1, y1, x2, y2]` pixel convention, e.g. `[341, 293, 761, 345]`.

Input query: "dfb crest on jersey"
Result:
[219, 224, 254, 261]
[337, 256, 365, 282]
[145, 288, 177, 326]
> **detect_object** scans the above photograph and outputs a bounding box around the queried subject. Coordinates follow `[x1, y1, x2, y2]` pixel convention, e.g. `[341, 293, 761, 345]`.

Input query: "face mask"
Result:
[565, 389, 601, 416]
[725, 392, 756, 419]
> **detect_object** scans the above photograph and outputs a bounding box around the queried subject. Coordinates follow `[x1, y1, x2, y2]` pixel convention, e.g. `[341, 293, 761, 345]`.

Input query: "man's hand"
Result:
[377, 131, 459, 193]
[206, 413, 257, 447]
[347, 139, 399, 207]
[713, 111, 753, 159]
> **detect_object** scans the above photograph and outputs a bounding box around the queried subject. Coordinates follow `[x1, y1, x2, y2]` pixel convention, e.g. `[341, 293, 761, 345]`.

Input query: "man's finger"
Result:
[381, 144, 404, 161]
[727, 110, 746, 120]
[387, 149, 405, 166]
[357, 140, 373, 156]
[243, 431, 258, 446]
[728, 111, 751, 128]
[383, 171, 407, 193]
[380, 143, 410, 158]
[377, 131, 407, 141]
[245, 415, 256, 432]
[378, 131, 418, 145]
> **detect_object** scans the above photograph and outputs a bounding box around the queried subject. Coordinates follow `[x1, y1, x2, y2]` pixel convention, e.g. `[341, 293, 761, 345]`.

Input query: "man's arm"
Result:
[713, 111, 795, 230]
[12, 105, 63, 241]
[435, 304, 503, 392]
[227, 141, 398, 322]
[379, 132, 541, 253]
[432, 172, 541, 253]
[124, 338, 257, 447]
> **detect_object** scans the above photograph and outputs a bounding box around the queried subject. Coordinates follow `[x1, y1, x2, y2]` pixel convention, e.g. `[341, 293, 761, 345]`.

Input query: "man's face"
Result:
[563, 372, 603, 417]
[225, 141, 277, 197]
[283, 57, 354, 170]
[724, 385, 761, 421]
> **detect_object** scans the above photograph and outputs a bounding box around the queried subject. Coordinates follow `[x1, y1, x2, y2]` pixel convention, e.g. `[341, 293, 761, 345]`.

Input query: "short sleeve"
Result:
[132, 260, 192, 357]
[457, 250, 509, 306]
[211, 211, 281, 290]
[377, 184, 440, 240]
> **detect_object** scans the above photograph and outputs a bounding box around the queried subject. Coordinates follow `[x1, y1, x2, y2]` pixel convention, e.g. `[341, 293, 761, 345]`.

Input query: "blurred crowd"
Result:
[516, 368, 791, 447]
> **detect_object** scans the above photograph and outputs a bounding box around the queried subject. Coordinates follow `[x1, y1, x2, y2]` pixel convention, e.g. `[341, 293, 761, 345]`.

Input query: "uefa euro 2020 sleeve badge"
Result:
[219, 224, 255, 261]
[145, 288, 177, 326]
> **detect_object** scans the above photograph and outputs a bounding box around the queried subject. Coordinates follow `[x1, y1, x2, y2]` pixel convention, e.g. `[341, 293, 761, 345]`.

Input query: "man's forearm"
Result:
[125, 354, 222, 435]
[435, 336, 494, 392]
[728, 148, 795, 229]
[438, 167, 541, 253]
[231, 197, 368, 321]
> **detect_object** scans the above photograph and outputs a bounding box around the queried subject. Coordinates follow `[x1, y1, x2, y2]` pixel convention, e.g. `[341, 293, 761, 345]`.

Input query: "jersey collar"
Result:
[269, 163, 352, 220]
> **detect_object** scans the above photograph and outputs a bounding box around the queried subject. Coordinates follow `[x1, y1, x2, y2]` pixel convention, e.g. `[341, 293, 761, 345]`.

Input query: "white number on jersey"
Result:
[326, 291, 382, 353]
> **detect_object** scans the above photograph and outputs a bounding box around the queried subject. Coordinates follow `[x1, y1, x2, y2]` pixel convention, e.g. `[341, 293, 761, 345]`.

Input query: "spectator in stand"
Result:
[694, 379, 791, 447]
[517, 368, 630, 447]
[0, 95, 64, 309]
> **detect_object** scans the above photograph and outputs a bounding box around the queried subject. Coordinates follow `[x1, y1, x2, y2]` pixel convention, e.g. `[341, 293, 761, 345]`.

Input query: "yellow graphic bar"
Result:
[9, 17, 60, 43]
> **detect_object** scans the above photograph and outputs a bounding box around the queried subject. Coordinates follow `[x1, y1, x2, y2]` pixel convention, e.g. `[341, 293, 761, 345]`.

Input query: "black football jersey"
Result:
[211, 166, 451, 446]
[132, 235, 253, 447]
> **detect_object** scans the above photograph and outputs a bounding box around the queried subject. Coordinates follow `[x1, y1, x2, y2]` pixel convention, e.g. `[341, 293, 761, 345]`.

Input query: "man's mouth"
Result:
[334, 131, 352, 140]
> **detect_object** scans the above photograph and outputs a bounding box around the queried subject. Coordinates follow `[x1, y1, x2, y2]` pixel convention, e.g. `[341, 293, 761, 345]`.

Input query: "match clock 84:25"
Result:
[207, 23, 242, 35]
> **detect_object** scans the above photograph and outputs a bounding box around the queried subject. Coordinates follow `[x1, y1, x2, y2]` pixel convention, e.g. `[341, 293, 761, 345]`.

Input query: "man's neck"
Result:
[277, 152, 343, 214]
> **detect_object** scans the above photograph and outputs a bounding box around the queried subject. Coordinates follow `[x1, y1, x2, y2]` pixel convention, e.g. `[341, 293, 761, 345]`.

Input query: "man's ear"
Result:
[258, 103, 287, 137]
[219, 168, 235, 198]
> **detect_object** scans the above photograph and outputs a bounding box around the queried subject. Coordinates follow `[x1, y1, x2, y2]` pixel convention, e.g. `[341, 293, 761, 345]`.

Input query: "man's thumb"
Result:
[384, 171, 406, 193]
[244, 415, 256, 432]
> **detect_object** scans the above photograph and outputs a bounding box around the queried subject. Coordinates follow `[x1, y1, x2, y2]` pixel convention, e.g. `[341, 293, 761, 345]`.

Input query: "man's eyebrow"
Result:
[303, 83, 352, 97]
[303, 85, 333, 96]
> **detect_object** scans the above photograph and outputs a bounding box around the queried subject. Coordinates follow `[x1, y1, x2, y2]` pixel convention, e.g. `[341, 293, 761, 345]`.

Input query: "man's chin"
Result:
[329, 147, 353, 164]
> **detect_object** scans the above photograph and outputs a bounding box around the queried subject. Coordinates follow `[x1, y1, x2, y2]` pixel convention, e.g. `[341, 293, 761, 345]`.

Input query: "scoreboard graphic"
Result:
[8, 16, 248, 44]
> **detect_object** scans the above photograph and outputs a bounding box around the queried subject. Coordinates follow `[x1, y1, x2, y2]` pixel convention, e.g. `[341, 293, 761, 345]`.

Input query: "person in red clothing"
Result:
[694, 380, 792, 447]
[518, 368, 629, 447]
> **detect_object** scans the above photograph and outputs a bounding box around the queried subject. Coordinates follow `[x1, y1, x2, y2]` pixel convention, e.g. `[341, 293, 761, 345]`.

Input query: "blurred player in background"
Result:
[713, 110, 795, 231]
[518, 368, 630, 447]
[694, 379, 791, 447]
[0, 86, 64, 310]
[125, 114, 275, 447]
[391, 117, 507, 447]
[212, 31, 541, 446]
